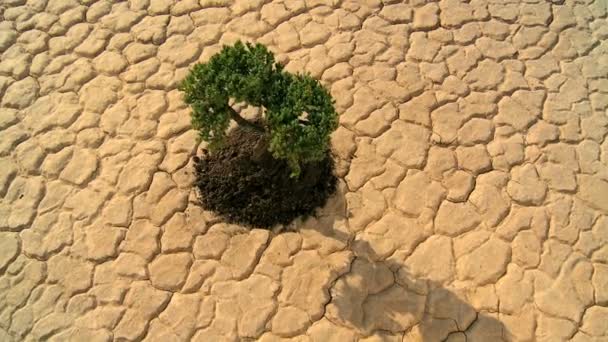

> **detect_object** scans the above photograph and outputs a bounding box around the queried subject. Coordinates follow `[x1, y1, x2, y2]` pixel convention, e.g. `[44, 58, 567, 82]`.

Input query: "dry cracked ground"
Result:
[1, 0, 608, 341]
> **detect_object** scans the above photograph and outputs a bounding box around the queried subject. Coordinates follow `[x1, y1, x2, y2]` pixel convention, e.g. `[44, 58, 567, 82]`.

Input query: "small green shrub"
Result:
[179, 41, 338, 176]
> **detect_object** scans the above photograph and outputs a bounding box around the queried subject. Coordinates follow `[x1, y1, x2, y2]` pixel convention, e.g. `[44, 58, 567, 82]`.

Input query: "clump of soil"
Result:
[193, 126, 337, 228]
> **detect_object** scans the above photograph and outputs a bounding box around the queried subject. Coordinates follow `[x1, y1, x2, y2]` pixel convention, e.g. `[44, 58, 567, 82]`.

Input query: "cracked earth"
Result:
[1, 0, 608, 341]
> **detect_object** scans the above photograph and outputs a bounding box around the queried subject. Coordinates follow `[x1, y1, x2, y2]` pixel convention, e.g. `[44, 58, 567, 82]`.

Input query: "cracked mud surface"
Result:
[1, 0, 608, 341]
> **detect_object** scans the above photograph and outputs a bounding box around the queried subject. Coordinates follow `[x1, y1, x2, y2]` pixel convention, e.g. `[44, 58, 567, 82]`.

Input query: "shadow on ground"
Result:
[294, 182, 509, 341]
[325, 252, 509, 341]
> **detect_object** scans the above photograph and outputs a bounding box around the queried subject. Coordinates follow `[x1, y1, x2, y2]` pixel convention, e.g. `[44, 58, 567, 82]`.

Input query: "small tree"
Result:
[179, 41, 338, 176]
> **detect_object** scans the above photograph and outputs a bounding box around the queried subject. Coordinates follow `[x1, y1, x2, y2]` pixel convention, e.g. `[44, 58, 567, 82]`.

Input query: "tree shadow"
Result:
[292, 182, 510, 341]
[324, 251, 510, 341]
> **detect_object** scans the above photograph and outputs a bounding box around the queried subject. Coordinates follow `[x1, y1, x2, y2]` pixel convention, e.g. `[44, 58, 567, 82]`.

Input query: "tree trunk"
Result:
[226, 106, 269, 163]
[227, 106, 265, 133]
[251, 137, 271, 163]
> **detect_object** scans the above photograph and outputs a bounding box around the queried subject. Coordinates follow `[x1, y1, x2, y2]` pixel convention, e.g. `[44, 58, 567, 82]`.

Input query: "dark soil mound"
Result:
[193, 127, 337, 228]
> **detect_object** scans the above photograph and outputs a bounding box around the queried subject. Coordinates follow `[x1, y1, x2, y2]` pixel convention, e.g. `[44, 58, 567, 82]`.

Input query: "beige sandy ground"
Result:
[1, 0, 608, 341]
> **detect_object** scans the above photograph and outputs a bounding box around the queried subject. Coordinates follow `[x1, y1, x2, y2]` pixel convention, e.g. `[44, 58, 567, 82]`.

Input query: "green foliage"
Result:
[179, 41, 338, 176]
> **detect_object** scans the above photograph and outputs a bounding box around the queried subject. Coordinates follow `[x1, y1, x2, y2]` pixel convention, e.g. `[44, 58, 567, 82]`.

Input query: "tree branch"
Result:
[227, 106, 265, 133]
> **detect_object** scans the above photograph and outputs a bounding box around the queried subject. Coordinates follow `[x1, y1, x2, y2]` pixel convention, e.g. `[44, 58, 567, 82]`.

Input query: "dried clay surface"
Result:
[1, 0, 608, 341]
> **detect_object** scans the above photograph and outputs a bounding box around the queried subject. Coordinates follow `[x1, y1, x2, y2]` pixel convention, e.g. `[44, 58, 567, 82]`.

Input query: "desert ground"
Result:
[1, 0, 608, 341]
